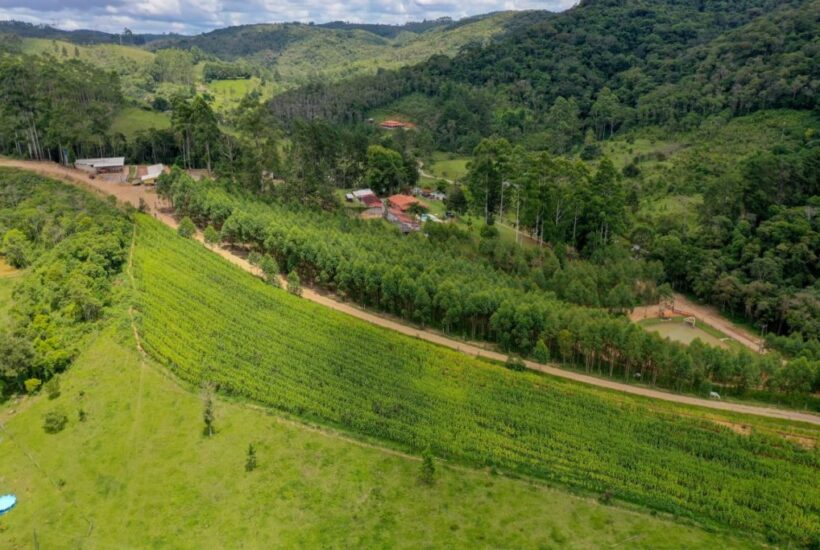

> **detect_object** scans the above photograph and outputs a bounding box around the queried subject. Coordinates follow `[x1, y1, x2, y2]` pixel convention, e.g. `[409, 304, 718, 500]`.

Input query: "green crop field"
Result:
[0, 321, 761, 548]
[132, 215, 819, 546]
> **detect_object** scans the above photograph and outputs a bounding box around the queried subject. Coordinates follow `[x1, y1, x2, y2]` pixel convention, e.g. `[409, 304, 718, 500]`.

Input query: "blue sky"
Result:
[0, 0, 577, 35]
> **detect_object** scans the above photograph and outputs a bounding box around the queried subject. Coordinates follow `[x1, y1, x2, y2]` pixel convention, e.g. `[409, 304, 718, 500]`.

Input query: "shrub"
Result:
[177, 217, 196, 239]
[45, 376, 61, 400]
[287, 271, 302, 296]
[245, 443, 257, 472]
[505, 355, 527, 372]
[2, 228, 31, 268]
[43, 409, 68, 433]
[203, 225, 220, 245]
[533, 340, 550, 363]
[259, 255, 280, 287]
[419, 448, 435, 485]
[24, 378, 42, 394]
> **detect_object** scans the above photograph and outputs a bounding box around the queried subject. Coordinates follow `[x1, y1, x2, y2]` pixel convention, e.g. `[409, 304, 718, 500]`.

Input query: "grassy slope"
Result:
[268, 13, 517, 87]
[20, 38, 155, 65]
[0, 317, 759, 547]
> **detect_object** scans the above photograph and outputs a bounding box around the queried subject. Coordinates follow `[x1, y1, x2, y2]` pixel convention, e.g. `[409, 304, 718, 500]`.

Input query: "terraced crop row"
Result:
[132, 216, 819, 545]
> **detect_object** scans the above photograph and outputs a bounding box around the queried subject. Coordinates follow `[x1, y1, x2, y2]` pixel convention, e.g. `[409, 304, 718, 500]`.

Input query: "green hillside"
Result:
[0, 309, 758, 548]
[0, 170, 780, 547]
[131, 214, 819, 545]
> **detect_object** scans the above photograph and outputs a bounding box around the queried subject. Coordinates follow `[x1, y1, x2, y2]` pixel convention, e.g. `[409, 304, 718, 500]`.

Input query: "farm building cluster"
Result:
[346, 188, 444, 232]
[73, 157, 168, 185]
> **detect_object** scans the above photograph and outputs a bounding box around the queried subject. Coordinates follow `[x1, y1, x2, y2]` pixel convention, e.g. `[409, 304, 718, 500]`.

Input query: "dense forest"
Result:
[0, 55, 123, 161]
[269, 0, 817, 152]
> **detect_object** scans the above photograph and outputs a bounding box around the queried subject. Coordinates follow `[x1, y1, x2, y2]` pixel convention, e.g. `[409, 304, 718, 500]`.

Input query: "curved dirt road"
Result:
[2, 159, 817, 426]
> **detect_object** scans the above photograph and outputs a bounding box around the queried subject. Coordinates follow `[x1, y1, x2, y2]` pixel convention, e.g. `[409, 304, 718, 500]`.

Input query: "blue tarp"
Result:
[0, 494, 16, 515]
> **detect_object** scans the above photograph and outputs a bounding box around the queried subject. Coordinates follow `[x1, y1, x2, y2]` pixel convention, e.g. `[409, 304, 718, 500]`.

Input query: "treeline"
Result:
[0, 54, 123, 161]
[202, 61, 253, 82]
[156, 171, 820, 404]
[0, 170, 131, 396]
[651, 144, 819, 343]
[268, 0, 817, 153]
[463, 138, 632, 253]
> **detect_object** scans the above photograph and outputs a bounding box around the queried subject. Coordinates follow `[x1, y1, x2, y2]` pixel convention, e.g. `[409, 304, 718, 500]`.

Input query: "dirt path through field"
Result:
[3, 159, 817, 426]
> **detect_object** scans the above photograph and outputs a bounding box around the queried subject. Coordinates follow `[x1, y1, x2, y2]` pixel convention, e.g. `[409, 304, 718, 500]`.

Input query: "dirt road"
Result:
[3, 159, 817, 426]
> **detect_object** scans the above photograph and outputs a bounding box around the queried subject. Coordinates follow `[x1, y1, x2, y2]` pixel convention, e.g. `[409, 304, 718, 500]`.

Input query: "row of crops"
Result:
[132, 216, 819, 545]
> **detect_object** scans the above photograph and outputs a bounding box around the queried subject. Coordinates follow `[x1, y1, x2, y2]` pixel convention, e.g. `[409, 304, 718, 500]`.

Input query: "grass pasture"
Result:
[429, 152, 470, 180]
[110, 107, 171, 138]
[641, 317, 730, 349]
[206, 77, 273, 112]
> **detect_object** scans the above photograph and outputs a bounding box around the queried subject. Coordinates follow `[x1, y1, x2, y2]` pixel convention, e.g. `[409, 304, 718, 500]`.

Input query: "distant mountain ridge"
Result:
[0, 20, 179, 45]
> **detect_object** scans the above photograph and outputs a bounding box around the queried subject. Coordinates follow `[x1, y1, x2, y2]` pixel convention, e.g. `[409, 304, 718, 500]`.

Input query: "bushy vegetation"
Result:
[0, 169, 130, 395]
[156, 171, 819, 404]
[132, 215, 819, 545]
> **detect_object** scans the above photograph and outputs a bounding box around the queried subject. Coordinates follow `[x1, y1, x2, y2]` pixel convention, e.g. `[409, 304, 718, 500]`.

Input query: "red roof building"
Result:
[386, 208, 420, 233]
[388, 194, 427, 212]
[360, 194, 383, 208]
[379, 120, 416, 130]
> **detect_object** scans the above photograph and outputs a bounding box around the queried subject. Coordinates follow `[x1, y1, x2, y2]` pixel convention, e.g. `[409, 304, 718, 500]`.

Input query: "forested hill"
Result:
[146, 12, 526, 61]
[268, 0, 818, 152]
[0, 21, 176, 46]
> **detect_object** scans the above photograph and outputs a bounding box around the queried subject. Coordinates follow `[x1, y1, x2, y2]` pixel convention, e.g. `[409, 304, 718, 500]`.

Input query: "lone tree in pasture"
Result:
[202, 383, 216, 436]
[43, 409, 68, 434]
[287, 270, 302, 296]
[245, 443, 257, 472]
[419, 448, 435, 485]
[178, 217, 196, 239]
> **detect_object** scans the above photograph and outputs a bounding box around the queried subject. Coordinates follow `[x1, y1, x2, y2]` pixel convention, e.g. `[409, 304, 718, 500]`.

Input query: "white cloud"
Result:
[0, 0, 577, 35]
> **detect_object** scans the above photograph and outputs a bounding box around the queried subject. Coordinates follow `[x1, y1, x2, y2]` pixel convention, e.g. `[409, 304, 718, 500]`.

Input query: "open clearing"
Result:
[110, 107, 171, 139]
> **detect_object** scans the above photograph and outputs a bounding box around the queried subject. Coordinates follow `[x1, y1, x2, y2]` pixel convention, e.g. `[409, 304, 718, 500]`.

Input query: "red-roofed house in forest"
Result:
[386, 208, 420, 233]
[388, 194, 428, 212]
[379, 120, 417, 130]
[350, 188, 384, 219]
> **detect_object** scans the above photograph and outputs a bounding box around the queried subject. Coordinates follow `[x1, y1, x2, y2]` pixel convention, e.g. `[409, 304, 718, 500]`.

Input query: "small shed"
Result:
[141, 164, 165, 185]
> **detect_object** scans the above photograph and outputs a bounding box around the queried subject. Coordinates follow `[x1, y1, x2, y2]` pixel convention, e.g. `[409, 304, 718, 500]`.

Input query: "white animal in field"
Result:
[709, 391, 721, 400]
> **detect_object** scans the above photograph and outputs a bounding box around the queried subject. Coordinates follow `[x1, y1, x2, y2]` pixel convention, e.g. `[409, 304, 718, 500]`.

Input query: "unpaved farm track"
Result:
[3, 159, 818, 426]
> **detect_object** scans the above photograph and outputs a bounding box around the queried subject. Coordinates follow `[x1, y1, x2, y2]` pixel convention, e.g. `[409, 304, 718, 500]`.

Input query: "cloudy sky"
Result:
[0, 1, 577, 35]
